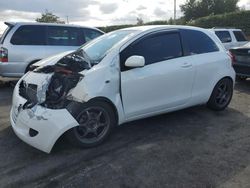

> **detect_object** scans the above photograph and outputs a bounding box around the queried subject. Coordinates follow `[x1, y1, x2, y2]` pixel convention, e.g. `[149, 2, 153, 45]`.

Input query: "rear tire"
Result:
[66, 100, 116, 148]
[207, 78, 233, 111]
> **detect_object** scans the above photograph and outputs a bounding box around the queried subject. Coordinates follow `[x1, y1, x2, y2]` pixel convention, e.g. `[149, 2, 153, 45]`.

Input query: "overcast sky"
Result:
[0, 0, 250, 34]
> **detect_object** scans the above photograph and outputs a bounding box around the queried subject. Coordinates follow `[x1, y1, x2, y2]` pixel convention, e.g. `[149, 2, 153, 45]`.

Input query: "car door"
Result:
[45, 26, 80, 57]
[180, 29, 222, 103]
[8, 25, 46, 64]
[120, 31, 195, 118]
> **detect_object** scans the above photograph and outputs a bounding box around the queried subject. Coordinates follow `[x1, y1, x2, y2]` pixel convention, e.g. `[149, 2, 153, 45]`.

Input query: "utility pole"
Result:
[66, 16, 69, 24]
[174, 0, 176, 24]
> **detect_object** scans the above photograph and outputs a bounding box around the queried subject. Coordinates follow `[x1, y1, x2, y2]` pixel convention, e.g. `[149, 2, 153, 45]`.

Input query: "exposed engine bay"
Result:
[20, 50, 90, 110]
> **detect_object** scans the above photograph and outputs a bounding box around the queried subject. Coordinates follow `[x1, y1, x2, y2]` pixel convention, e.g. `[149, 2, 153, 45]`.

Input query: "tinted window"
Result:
[181, 29, 219, 55]
[47, 26, 80, 46]
[233, 31, 247, 42]
[120, 32, 182, 69]
[11, 25, 46, 45]
[215, 31, 232, 43]
[84, 29, 103, 43]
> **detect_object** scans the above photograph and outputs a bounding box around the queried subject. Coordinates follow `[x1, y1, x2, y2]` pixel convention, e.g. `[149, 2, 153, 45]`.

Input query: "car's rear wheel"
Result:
[207, 78, 233, 111]
[66, 101, 116, 148]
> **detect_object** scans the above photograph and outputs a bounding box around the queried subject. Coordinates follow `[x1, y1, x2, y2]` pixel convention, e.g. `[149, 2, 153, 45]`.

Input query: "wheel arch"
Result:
[88, 97, 119, 126]
[219, 76, 234, 84]
[66, 97, 119, 126]
[208, 76, 234, 101]
[214, 76, 234, 88]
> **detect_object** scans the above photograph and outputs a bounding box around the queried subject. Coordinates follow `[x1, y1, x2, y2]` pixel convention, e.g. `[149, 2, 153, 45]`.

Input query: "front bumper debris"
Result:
[10, 80, 79, 153]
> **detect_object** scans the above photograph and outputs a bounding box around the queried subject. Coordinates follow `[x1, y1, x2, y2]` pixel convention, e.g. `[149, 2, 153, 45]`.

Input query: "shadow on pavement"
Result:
[235, 79, 250, 95]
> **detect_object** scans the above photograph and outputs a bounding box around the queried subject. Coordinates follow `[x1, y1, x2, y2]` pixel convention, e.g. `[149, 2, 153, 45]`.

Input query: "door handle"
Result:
[181, 62, 192, 68]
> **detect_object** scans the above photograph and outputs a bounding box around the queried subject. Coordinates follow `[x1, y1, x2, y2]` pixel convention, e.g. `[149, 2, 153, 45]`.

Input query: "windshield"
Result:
[80, 30, 138, 63]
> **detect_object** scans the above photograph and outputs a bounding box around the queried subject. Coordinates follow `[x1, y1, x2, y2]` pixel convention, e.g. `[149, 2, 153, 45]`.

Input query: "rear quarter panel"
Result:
[190, 51, 235, 105]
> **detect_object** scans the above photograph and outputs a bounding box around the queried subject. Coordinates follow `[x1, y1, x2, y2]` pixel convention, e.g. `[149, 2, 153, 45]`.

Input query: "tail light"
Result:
[0, 47, 8, 62]
[228, 51, 236, 66]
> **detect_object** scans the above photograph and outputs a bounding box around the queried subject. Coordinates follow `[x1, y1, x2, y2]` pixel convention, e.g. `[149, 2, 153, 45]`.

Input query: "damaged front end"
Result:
[20, 50, 90, 110]
[10, 50, 93, 153]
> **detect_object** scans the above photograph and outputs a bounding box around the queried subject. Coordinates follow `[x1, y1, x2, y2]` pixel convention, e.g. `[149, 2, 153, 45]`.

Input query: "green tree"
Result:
[180, 0, 198, 21]
[168, 17, 174, 24]
[180, 0, 239, 21]
[36, 10, 65, 24]
[136, 17, 144, 25]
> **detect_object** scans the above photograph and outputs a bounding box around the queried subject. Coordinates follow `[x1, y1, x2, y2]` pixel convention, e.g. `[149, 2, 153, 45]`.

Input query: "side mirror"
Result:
[125, 55, 145, 68]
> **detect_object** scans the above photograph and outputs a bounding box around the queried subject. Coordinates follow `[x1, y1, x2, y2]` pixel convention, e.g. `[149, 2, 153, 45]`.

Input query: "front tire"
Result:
[207, 78, 233, 111]
[66, 101, 116, 148]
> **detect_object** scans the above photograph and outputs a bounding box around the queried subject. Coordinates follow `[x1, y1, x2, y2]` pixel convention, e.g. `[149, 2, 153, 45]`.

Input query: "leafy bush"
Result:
[190, 11, 250, 35]
[98, 24, 134, 33]
[98, 11, 250, 36]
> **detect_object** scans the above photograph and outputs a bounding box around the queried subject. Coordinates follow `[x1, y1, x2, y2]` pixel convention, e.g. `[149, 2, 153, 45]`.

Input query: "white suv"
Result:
[0, 22, 103, 77]
[211, 28, 248, 50]
[10, 25, 235, 153]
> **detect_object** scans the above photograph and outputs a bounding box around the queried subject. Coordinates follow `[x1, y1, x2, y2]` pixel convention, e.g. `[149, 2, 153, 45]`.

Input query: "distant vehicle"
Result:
[10, 25, 235, 153]
[210, 28, 248, 50]
[0, 22, 104, 77]
[230, 42, 250, 80]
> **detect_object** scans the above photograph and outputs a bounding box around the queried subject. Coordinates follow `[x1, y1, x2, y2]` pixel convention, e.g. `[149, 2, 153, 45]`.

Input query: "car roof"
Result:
[4, 22, 103, 32]
[106, 25, 223, 51]
[119, 25, 209, 33]
[210, 28, 242, 31]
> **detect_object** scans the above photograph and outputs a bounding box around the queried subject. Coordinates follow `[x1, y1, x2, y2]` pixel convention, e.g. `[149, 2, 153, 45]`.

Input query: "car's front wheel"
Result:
[207, 78, 233, 111]
[66, 101, 116, 148]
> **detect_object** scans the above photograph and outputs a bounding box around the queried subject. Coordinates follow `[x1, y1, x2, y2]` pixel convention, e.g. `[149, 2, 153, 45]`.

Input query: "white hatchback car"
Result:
[10, 25, 235, 153]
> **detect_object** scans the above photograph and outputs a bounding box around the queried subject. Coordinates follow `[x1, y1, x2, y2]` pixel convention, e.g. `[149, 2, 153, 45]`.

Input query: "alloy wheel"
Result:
[215, 82, 231, 106]
[74, 107, 110, 144]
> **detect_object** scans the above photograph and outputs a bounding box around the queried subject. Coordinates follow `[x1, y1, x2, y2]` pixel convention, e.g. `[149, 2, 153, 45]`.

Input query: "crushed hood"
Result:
[33, 50, 74, 67]
[20, 49, 90, 109]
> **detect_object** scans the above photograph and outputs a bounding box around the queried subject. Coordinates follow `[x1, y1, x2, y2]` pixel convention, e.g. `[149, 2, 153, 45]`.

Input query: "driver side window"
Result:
[120, 32, 183, 71]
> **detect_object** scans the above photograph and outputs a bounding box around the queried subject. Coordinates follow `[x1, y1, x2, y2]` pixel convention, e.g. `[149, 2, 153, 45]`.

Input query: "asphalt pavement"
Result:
[0, 79, 250, 188]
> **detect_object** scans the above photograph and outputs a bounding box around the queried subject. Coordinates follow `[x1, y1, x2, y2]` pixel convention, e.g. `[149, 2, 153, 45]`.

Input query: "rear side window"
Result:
[233, 31, 247, 42]
[47, 26, 80, 46]
[215, 31, 232, 43]
[84, 29, 103, 43]
[120, 32, 183, 70]
[11, 25, 46, 45]
[181, 29, 219, 55]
